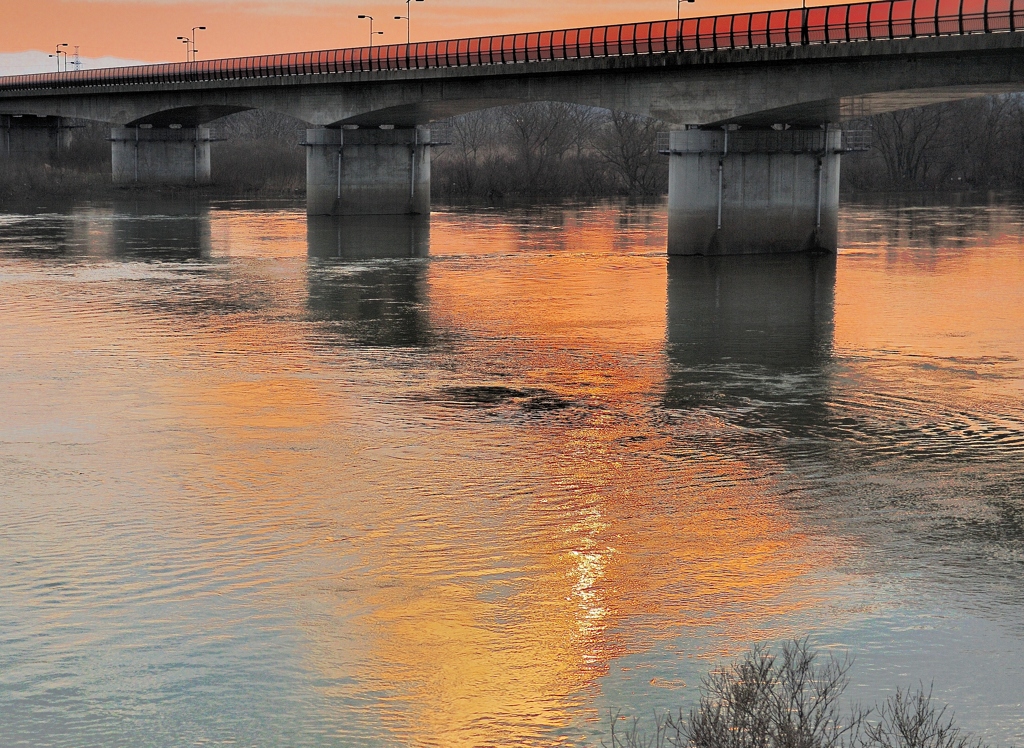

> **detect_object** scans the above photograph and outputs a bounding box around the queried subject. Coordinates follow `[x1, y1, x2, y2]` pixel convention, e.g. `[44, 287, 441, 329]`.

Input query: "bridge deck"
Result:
[0, 0, 1020, 92]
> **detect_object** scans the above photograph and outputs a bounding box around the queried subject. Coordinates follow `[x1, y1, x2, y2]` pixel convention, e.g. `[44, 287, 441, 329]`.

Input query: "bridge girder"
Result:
[3, 32, 1024, 129]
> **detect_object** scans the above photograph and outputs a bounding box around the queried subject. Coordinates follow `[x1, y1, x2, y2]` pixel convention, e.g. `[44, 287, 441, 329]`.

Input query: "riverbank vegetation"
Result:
[433, 94, 1024, 197]
[0, 111, 306, 204]
[5, 95, 1024, 204]
[431, 103, 667, 200]
[842, 95, 1024, 192]
[603, 639, 989, 748]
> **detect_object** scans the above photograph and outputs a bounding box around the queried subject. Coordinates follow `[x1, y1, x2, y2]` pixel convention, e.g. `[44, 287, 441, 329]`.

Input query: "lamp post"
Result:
[357, 14, 385, 46]
[394, 0, 424, 45]
[50, 43, 69, 71]
[676, 0, 695, 19]
[191, 26, 206, 61]
[176, 36, 192, 61]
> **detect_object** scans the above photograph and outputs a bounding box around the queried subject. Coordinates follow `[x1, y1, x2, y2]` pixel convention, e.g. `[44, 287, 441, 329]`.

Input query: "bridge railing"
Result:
[2, 0, 1022, 92]
[657, 127, 872, 153]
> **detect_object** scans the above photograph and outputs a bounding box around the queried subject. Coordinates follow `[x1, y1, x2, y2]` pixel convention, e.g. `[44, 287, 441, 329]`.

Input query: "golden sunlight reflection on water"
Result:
[0, 200, 1022, 747]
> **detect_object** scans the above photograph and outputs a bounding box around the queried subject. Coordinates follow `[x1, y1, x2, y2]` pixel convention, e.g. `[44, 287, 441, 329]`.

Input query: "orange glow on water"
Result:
[25, 206, 830, 745]
[3, 202, 1024, 745]
[837, 243, 1024, 361]
[292, 209, 829, 745]
[836, 208, 1024, 405]
[0, 204, 898, 746]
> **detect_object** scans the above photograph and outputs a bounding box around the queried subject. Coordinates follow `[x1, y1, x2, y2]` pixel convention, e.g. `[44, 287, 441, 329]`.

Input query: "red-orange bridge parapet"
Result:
[1, 0, 1023, 90]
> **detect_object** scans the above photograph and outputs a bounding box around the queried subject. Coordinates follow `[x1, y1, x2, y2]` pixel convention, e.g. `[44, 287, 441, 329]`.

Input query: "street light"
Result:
[357, 15, 385, 46]
[394, 0, 424, 45]
[676, 0, 695, 20]
[192, 26, 206, 61]
[49, 43, 69, 72]
[176, 36, 192, 62]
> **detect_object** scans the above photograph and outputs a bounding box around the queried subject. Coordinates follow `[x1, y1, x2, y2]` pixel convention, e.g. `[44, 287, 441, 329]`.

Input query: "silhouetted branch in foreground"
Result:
[601, 639, 990, 748]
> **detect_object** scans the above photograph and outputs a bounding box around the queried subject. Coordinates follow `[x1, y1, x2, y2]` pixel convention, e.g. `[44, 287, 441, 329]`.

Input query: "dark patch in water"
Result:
[440, 385, 529, 405]
[436, 385, 571, 412]
[522, 394, 571, 411]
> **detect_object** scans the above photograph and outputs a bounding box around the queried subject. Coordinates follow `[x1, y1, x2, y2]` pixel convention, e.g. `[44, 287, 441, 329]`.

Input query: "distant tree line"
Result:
[430, 103, 667, 200]
[431, 94, 1024, 198]
[0, 111, 307, 202]
[213, 110, 306, 193]
[0, 119, 110, 200]
[6, 95, 1024, 202]
[843, 94, 1024, 191]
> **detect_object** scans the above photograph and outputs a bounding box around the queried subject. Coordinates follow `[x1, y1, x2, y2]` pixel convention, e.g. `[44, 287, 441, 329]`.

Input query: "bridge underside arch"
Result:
[718, 85, 1024, 128]
[0, 99, 316, 128]
[331, 97, 656, 128]
[125, 105, 253, 128]
[332, 83, 1024, 131]
[336, 99, 525, 128]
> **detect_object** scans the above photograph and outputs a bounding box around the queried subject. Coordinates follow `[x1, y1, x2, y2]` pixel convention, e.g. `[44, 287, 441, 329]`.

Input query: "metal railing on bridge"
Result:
[1, 0, 1022, 92]
[656, 128, 872, 153]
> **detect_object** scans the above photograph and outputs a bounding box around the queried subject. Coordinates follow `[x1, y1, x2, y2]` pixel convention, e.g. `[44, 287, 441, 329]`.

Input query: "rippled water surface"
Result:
[1, 199, 1022, 746]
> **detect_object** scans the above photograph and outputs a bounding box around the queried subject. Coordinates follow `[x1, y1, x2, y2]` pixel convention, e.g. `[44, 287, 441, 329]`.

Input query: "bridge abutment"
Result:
[666, 128, 841, 255]
[305, 127, 430, 216]
[110, 126, 212, 185]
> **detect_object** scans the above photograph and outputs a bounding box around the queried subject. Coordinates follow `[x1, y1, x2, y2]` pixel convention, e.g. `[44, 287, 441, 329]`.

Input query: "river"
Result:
[1, 197, 1022, 746]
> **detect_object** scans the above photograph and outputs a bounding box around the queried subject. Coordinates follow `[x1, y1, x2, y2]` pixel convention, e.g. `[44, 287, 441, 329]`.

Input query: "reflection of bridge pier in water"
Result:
[59, 197, 212, 262]
[107, 198, 212, 261]
[664, 253, 835, 427]
[305, 215, 433, 348]
[306, 214, 429, 260]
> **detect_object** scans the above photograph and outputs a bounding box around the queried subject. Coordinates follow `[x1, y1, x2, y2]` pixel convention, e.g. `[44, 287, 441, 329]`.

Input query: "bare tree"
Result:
[681, 639, 863, 748]
[869, 105, 950, 188]
[598, 641, 991, 748]
[212, 109, 307, 193]
[433, 102, 670, 200]
[864, 687, 984, 748]
[945, 95, 1019, 188]
[442, 109, 499, 194]
[216, 109, 306, 144]
[501, 102, 583, 190]
[597, 111, 667, 196]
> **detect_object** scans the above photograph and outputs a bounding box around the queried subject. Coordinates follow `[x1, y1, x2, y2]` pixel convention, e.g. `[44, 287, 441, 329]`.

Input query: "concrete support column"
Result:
[110, 126, 212, 185]
[667, 128, 842, 255]
[1, 115, 73, 161]
[305, 126, 430, 216]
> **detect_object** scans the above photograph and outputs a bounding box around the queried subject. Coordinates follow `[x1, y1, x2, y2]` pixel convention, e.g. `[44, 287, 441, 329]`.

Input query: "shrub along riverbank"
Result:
[5, 95, 1024, 205]
[604, 639, 990, 748]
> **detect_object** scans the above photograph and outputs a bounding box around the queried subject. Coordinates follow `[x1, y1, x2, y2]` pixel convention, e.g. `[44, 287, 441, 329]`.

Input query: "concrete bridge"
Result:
[4, 0, 1024, 254]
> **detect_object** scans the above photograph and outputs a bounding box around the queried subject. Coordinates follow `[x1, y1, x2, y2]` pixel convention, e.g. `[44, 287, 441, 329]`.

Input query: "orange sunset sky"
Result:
[1, 0, 800, 64]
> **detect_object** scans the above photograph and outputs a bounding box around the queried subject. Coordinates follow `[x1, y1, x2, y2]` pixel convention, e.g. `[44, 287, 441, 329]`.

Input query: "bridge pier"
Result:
[666, 128, 841, 255]
[110, 126, 212, 185]
[305, 126, 430, 216]
[1, 115, 73, 162]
